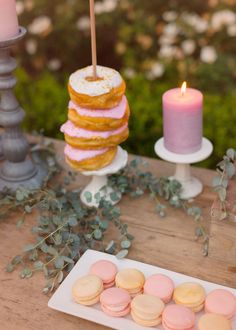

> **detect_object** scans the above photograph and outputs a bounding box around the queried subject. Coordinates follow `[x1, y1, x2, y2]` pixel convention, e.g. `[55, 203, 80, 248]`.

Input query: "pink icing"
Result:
[61, 120, 127, 139]
[64, 144, 109, 162]
[69, 95, 127, 119]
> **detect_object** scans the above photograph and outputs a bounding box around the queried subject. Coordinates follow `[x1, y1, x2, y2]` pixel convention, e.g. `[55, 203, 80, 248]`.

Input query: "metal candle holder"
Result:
[0, 27, 46, 191]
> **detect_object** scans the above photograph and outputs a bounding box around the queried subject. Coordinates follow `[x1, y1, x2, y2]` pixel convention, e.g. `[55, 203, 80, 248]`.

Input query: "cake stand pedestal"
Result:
[154, 137, 213, 200]
[81, 146, 128, 207]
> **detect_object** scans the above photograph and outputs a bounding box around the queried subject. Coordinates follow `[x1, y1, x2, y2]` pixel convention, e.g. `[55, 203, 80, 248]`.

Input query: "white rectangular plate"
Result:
[48, 249, 236, 330]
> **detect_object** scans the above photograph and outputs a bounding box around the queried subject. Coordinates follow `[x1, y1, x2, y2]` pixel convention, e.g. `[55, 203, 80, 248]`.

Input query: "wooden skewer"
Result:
[89, 0, 97, 80]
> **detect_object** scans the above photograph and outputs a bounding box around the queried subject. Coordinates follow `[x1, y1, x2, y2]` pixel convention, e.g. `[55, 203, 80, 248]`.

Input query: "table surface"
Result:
[0, 138, 235, 330]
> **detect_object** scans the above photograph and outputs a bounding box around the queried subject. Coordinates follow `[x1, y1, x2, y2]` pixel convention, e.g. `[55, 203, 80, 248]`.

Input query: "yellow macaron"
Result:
[173, 282, 206, 312]
[131, 294, 165, 327]
[72, 274, 103, 305]
[115, 268, 145, 297]
[198, 313, 232, 330]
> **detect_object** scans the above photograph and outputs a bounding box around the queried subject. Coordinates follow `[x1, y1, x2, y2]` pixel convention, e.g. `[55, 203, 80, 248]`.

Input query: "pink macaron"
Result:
[100, 287, 131, 317]
[90, 260, 118, 289]
[162, 304, 195, 330]
[144, 274, 174, 303]
[205, 289, 236, 320]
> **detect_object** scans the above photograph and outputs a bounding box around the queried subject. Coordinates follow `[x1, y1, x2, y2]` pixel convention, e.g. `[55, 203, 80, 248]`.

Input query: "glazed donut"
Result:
[64, 145, 117, 171]
[68, 65, 126, 109]
[68, 96, 130, 131]
[61, 121, 129, 150]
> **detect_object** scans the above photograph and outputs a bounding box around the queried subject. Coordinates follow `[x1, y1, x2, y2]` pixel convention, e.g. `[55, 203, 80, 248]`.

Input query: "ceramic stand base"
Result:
[154, 137, 213, 200]
[80, 146, 128, 207]
[0, 162, 47, 192]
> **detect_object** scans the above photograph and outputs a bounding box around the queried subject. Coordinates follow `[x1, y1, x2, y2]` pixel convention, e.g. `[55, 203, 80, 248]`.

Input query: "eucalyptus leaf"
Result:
[226, 148, 235, 160]
[68, 216, 78, 227]
[121, 240, 131, 249]
[110, 192, 120, 202]
[54, 256, 64, 269]
[57, 271, 64, 284]
[24, 205, 32, 214]
[105, 240, 116, 253]
[116, 249, 129, 259]
[218, 187, 227, 202]
[93, 229, 103, 240]
[84, 191, 92, 203]
[226, 162, 235, 178]
[34, 261, 44, 270]
[20, 267, 33, 279]
[6, 264, 14, 273]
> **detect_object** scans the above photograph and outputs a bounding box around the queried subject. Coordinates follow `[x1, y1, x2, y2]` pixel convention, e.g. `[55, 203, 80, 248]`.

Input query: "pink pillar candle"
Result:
[0, 0, 19, 42]
[163, 87, 203, 154]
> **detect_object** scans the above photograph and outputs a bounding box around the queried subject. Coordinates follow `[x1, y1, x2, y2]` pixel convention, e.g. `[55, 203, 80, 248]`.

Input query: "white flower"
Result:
[200, 46, 217, 63]
[16, 1, 24, 15]
[95, 0, 117, 14]
[25, 39, 37, 55]
[146, 62, 165, 80]
[47, 59, 61, 71]
[182, 13, 208, 33]
[123, 68, 136, 79]
[159, 45, 176, 59]
[228, 24, 236, 36]
[76, 16, 90, 31]
[162, 11, 178, 22]
[163, 23, 179, 37]
[159, 35, 175, 46]
[28, 16, 52, 35]
[181, 39, 196, 55]
[211, 10, 236, 31]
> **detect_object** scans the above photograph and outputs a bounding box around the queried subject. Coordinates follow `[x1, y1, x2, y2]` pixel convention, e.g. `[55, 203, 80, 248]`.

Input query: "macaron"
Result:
[205, 289, 236, 320]
[115, 268, 145, 297]
[131, 294, 165, 327]
[162, 304, 195, 330]
[90, 260, 117, 289]
[72, 274, 103, 305]
[173, 282, 205, 312]
[198, 313, 232, 330]
[100, 287, 131, 317]
[144, 274, 174, 303]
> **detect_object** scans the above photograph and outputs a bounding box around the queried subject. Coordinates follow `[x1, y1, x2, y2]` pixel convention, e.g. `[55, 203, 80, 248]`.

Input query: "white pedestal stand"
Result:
[80, 146, 128, 207]
[154, 138, 213, 200]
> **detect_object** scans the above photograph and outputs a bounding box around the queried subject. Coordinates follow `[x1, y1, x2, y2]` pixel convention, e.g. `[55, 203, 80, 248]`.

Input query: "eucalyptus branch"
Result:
[211, 148, 236, 221]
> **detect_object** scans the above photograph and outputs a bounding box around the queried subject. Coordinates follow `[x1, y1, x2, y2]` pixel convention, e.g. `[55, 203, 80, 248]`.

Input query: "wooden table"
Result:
[0, 138, 235, 330]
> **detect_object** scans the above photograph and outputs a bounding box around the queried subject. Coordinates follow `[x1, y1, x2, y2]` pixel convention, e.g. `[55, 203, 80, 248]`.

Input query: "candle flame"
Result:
[181, 81, 187, 96]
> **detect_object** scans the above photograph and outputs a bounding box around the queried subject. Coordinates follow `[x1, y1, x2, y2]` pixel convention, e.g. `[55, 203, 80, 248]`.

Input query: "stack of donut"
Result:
[61, 65, 130, 171]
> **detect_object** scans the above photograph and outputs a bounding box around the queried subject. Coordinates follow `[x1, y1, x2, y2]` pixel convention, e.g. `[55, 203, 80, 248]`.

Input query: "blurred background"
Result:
[15, 0, 236, 168]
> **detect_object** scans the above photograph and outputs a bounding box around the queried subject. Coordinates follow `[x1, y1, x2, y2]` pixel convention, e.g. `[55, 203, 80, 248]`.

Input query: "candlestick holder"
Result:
[80, 146, 128, 207]
[0, 27, 46, 192]
[154, 137, 213, 199]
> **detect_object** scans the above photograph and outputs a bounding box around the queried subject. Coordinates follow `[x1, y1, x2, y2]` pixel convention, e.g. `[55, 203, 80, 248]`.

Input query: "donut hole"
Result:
[85, 75, 104, 82]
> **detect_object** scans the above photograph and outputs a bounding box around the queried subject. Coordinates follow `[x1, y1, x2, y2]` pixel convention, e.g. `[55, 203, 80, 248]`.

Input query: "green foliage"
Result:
[16, 68, 236, 169]
[211, 148, 236, 222]
[3, 138, 208, 293]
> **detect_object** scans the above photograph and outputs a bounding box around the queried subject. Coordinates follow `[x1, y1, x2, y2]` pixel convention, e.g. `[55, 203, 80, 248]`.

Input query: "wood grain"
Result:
[0, 137, 235, 330]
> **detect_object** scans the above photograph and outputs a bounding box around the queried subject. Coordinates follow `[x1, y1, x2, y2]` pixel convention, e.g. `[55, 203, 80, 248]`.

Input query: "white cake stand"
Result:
[154, 137, 213, 200]
[80, 146, 128, 207]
